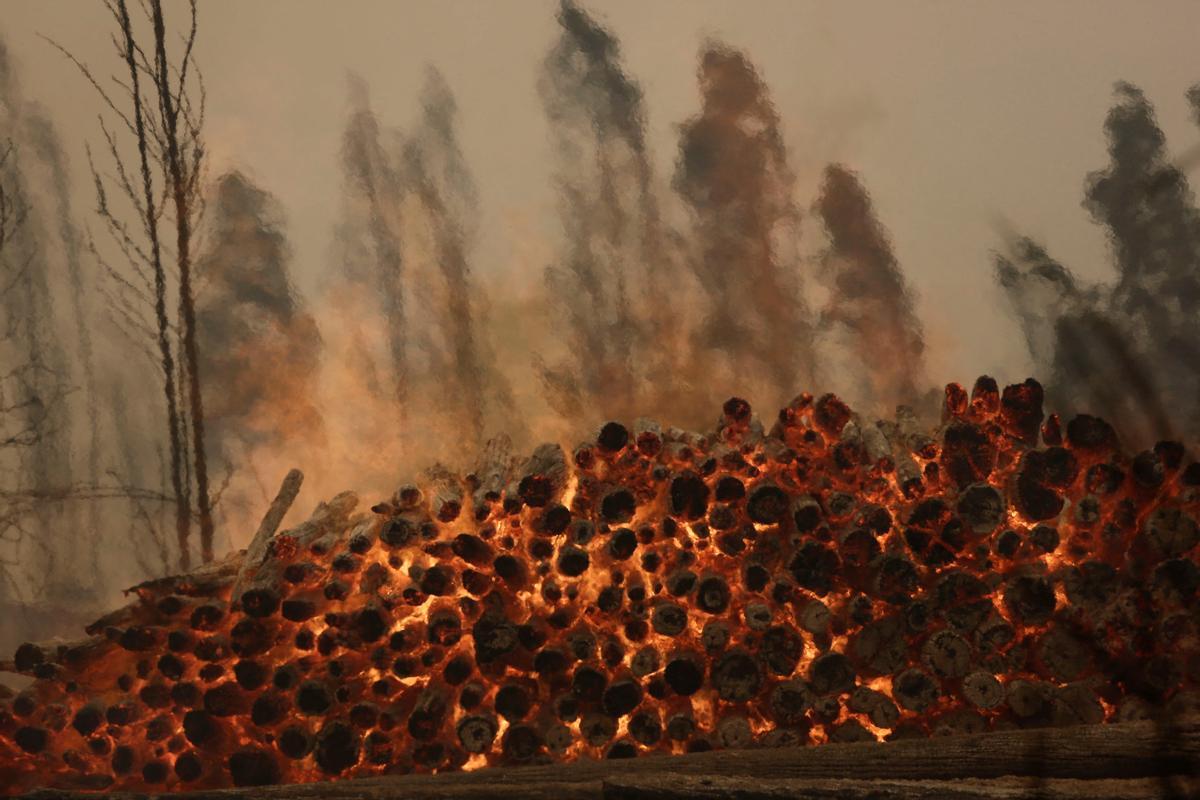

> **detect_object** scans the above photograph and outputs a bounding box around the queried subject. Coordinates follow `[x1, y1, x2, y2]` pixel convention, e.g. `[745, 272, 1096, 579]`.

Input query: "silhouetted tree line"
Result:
[998, 82, 1200, 446]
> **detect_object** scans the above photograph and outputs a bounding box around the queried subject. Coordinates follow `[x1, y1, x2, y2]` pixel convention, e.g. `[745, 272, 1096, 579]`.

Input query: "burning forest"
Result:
[3, 0, 1200, 797]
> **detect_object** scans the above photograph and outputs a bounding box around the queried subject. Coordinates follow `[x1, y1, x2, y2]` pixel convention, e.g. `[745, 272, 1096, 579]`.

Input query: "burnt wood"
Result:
[14, 718, 1200, 799]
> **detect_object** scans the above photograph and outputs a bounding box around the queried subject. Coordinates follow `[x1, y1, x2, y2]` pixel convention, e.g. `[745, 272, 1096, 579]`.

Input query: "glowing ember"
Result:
[2, 375, 1199, 792]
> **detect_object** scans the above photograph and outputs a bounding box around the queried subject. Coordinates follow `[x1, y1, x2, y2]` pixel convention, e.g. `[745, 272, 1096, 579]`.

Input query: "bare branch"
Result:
[38, 33, 137, 137]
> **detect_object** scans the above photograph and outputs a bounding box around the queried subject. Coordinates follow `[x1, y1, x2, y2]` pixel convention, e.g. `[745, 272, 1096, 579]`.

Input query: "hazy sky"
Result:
[7, 0, 1200, 387]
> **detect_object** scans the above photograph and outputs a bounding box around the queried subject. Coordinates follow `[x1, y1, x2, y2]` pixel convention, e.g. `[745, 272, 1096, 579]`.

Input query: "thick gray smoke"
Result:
[195, 171, 325, 488]
[673, 42, 815, 399]
[998, 82, 1200, 444]
[815, 164, 928, 411]
[994, 239, 1170, 442]
[535, 0, 682, 424]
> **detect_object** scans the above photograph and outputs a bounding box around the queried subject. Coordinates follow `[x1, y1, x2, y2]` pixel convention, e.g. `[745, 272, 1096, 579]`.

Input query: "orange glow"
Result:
[1, 376, 1197, 792]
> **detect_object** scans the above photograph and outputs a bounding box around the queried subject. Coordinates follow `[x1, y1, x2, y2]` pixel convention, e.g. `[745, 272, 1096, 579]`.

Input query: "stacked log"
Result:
[2, 376, 1200, 795]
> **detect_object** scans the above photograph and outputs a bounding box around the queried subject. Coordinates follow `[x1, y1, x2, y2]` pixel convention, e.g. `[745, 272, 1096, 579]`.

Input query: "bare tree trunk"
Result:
[150, 0, 213, 563]
[116, 0, 191, 570]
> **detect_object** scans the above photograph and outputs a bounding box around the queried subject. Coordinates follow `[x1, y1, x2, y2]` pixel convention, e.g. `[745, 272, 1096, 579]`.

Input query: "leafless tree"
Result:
[0, 139, 42, 598]
[48, 0, 212, 568]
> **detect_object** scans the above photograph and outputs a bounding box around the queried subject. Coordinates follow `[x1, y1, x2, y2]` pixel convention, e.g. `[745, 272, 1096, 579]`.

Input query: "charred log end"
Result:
[598, 422, 630, 453]
[814, 393, 852, 436]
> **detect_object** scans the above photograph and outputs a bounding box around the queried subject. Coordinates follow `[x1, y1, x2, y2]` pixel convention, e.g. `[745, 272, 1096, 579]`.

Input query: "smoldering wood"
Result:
[29, 551, 245, 653]
[507, 442, 569, 508]
[5, 485, 356, 667]
[13, 718, 1200, 799]
[471, 434, 514, 508]
[125, 551, 243, 600]
[233, 491, 361, 601]
[0, 634, 115, 676]
[231, 469, 304, 596]
[393, 484, 425, 511]
[962, 671, 1004, 710]
[424, 463, 466, 523]
[9, 376, 1200, 796]
[3, 488, 359, 675]
[633, 418, 663, 455]
[894, 452, 923, 495]
[862, 420, 892, 467]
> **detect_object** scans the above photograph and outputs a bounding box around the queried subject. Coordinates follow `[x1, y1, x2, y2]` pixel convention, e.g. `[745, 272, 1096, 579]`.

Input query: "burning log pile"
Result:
[2, 376, 1200, 795]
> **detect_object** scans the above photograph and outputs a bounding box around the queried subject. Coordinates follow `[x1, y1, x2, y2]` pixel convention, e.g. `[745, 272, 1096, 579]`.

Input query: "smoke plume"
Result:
[674, 42, 815, 398]
[535, 0, 684, 425]
[338, 76, 409, 414]
[400, 67, 521, 452]
[999, 82, 1200, 444]
[814, 164, 928, 410]
[194, 170, 325, 525]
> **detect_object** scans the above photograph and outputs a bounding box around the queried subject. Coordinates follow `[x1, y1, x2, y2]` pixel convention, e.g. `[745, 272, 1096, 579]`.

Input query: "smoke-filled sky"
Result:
[7, 0, 1200, 388]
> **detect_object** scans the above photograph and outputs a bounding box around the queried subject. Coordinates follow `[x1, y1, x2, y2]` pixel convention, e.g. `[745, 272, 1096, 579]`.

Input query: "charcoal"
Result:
[893, 668, 939, 713]
[670, 472, 710, 520]
[651, 602, 688, 636]
[666, 713, 696, 741]
[848, 686, 899, 728]
[314, 722, 359, 774]
[1004, 575, 1057, 625]
[603, 679, 643, 718]
[712, 649, 762, 701]
[228, 748, 279, 787]
[495, 685, 531, 721]
[809, 652, 855, 695]
[664, 656, 703, 696]
[962, 671, 1004, 710]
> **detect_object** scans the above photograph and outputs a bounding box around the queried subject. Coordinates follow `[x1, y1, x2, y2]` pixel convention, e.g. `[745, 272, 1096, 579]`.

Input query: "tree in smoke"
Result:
[151, 0, 215, 565]
[815, 165, 928, 410]
[330, 70, 521, 468]
[1081, 82, 1200, 438]
[24, 108, 103, 577]
[0, 138, 50, 600]
[674, 43, 815, 397]
[52, 0, 212, 567]
[993, 239, 1165, 440]
[997, 82, 1200, 443]
[401, 67, 520, 451]
[0, 40, 83, 603]
[995, 238, 1088, 376]
[339, 76, 409, 415]
[536, 0, 682, 423]
[195, 172, 324, 482]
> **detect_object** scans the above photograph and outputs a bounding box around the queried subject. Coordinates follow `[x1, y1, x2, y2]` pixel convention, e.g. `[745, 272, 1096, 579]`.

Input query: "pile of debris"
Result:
[2, 376, 1199, 793]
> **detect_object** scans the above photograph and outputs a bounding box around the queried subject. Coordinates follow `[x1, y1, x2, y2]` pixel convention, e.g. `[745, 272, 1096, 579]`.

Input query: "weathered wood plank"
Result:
[601, 774, 1200, 800]
[16, 718, 1200, 800]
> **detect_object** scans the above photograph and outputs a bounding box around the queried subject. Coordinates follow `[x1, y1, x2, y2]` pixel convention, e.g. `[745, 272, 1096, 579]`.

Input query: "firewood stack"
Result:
[2, 376, 1200, 795]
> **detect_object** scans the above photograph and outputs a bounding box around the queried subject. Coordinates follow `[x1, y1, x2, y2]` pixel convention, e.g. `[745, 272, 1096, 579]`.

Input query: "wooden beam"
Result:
[18, 718, 1199, 799]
